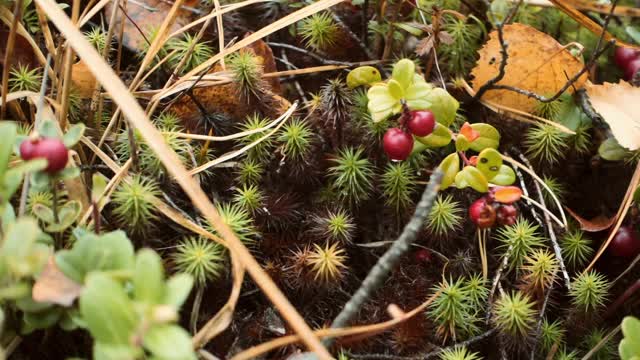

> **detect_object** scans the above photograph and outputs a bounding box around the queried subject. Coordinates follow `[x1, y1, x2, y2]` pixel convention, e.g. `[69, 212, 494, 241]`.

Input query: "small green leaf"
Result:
[476, 148, 502, 180]
[599, 138, 628, 161]
[424, 88, 459, 127]
[62, 123, 85, 148]
[80, 273, 138, 344]
[416, 123, 452, 148]
[94, 342, 140, 360]
[143, 325, 197, 360]
[455, 166, 489, 192]
[164, 274, 194, 308]
[134, 249, 166, 304]
[393, 22, 424, 36]
[387, 79, 405, 99]
[491, 165, 516, 186]
[0, 122, 17, 179]
[32, 203, 55, 224]
[468, 123, 500, 152]
[346, 66, 381, 89]
[38, 121, 59, 139]
[620, 316, 640, 360]
[455, 134, 471, 152]
[45, 201, 82, 232]
[391, 59, 415, 89]
[439, 153, 460, 189]
[2, 217, 39, 263]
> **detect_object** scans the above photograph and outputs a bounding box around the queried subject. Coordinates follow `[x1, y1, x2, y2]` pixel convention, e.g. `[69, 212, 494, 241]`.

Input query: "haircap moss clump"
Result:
[464, 273, 489, 308]
[560, 229, 593, 268]
[520, 249, 558, 294]
[427, 277, 480, 342]
[298, 12, 339, 51]
[524, 124, 569, 165]
[112, 175, 161, 235]
[84, 26, 111, 54]
[381, 162, 417, 213]
[238, 114, 275, 163]
[493, 291, 537, 340]
[426, 195, 463, 237]
[541, 175, 566, 206]
[278, 118, 314, 160]
[438, 346, 481, 360]
[167, 33, 214, 73]
[172, 236, 226, 286]
[26, 191, 53, 215]
[580, 328, 616, 360]
[540, 318, 565, 351]
[207, 203, 259, 246]
[327, 147, 375, 205]
[228, 50, 264, 100]
[9, 64, 42, 92]
[309, 208, 356, 244]
[236, 159, 265, 185]
[306, 242, 348, 285]
[232, 184, 264, 213]
[496, 217, 545, 270]
[569, 270, 611, 313]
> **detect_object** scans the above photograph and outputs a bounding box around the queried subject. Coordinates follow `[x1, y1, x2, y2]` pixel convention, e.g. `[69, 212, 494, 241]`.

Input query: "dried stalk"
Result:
[0, 0, 25, 120]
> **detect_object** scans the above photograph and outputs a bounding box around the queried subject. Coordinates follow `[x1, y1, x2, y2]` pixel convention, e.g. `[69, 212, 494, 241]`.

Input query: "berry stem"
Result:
[459, 151, 471, 166]
[51, 179, 60, 223]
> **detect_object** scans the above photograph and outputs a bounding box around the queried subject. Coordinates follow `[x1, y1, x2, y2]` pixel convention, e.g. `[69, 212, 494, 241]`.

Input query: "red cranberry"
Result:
[19, 139, 40, 160]
[615, 47, 639, 69]
[414, 248, 432, 263]
[32, 138, 69, 174]
[497, 205, 517, 226]
[625, 58, 640, 81]
[469, 197, 496, 229]
[383, 128, 414, 161]
[407, 110, 436, 137]
[610, 226, 640, 258]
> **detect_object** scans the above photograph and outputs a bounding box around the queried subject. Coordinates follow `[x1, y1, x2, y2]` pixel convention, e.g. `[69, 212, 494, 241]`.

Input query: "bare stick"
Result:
[0, 0, 25, 120]
[326, 169, 444, 345]
[472, 22, 509, 102]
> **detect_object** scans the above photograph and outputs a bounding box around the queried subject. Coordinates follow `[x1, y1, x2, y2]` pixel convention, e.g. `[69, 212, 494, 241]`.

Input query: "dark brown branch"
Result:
[471, 23, 509, 102]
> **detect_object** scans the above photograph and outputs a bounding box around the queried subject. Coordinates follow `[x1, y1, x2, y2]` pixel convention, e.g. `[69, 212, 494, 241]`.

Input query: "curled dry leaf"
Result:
[585, 81, 640, 151]
[33, 256, 83, 307]
[105, 0, 196, 52]
[471, 23, 588, 113]
[71, 60, 97, 98]
[565, 206, 616, 232]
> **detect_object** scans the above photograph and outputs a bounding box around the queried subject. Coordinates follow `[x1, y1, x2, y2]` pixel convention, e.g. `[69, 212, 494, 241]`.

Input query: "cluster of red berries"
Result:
[468, 194, 517, 229]
[614, 46, 640, 81]
[611, 225, 640, 259]
[20, 137, 69, 174]
[383, 110, 436, 161]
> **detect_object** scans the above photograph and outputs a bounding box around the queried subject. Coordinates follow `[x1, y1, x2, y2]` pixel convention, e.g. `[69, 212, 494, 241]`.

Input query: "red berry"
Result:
[497, 205, 517, 226]
[19, 139, 39, 160]
[610, 226, 640, 258]
[32, 137, 69, 174]
[614, 47, 639, 69]
[469, 197, 496, 229]
[383, 128, 414, 161]
[407, 110, 436, 136]
[624, 58, 640, 81]
[414, 248, 432, 263]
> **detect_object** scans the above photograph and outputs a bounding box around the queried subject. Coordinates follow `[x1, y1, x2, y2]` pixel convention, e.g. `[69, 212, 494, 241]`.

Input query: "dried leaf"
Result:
[494, 186, 523, 204]
[415, 36, 435, 56]
[71, 60, 97, 98]
[437, 31, 454, 45]
[471, 23, 588, 113]
[33, 256, 83, 307]
[585, 81, 640, 151]
[104, 0, 196, 52]
[565, 206, 616, 232]
[0, 25, 38, 69]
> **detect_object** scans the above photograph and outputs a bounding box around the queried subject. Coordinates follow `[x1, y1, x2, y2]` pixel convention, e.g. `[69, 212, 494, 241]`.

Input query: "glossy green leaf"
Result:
[367, 84, 395, 122]
[92, 173, 109, 204]
[391, 59, 415, 89]
[416, 123, 452, 148]
[134, 249, 165, 304]
[80, 273, 137, 344]
[32, 203, 54, 224]
[143, 325, 197, 360]
[424, 88, 459, 127]
[439, 153, 460, 189]
[0, 122, 17, 180]
[476, 148, 502, 180]
[491, 165, 516, 185]
[164, 274, 194, 308]
[2, 218, 40, 276]
[405, 80, 432, 111]
[599, 137, 628, 161]
[455, 166, 489, 192]
[62, 123, 85, 148]
[346, 66, 381, 89]
[468, 123, 500, 152]
[38, 121, 59, 139]
[387, 79, 404, 99]
[620, 316, 640, 360]
[455, 134, 471, 152]
[94, 342, 140, 360]
[393, 22, 424, 36]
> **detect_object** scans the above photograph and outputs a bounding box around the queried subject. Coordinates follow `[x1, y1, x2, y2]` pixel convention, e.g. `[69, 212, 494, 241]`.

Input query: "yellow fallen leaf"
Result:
[71, 60, 97, 98]
[471, 23, 588, 113]
[585, 80, 640, 151]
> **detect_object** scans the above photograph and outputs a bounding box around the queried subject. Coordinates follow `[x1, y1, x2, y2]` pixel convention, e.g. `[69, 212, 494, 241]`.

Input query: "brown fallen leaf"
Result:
[33, 256, 83, 307]
[71, 60, 97, 98]
[105, 0, 196, 52]
[168, 39, 289, 133]
[565, 206, 616, 232]
[0, 24, 38, 69]
[471, 23, 588, 113]
[585, 81, 640, 151]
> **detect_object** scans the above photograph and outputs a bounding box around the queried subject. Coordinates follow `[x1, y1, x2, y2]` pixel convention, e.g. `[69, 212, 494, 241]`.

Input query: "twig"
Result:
[326, 7, 378, 61]
[326, 169, 444, 346]
[580, 325, 621, 360]
[486, 246, 510, 323]
[516, 151, 571, 290]
[0, 0, 25, 120]
[604, 279, 640, 320]
[575, 89, 612, 137]
[472, 22, 509, 102]
[530, 273, 556, 359]
[268, 42, 374, 67]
